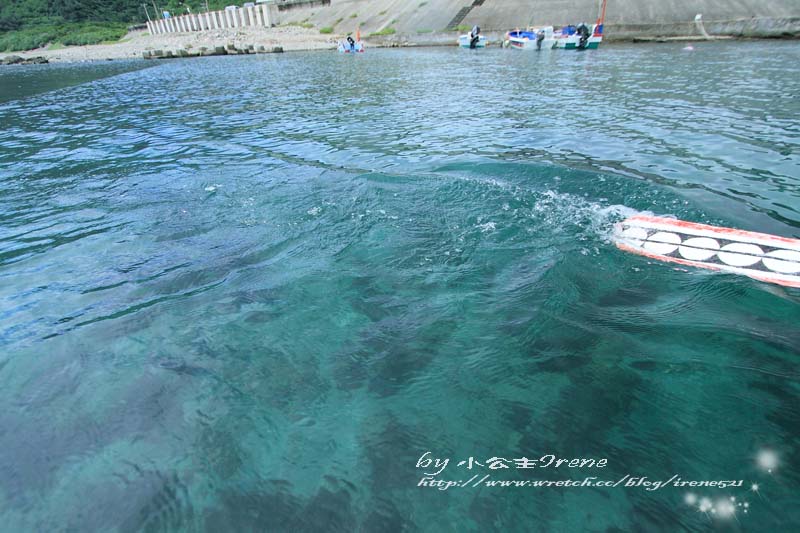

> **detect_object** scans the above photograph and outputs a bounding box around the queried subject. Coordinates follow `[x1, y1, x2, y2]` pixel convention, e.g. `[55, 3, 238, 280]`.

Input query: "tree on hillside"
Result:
[0, 0, 236, 30]
[51, 0, 142, 22]
[0, 0, 49, 30]
[0, 0, 145, 27]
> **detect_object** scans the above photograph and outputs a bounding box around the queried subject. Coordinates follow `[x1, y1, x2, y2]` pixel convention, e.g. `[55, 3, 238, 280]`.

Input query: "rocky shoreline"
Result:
[1, 23, 797, 66]
[142, 43, 285, 59]
[1, 55, 49, 65]
[0, 26, 335, 65]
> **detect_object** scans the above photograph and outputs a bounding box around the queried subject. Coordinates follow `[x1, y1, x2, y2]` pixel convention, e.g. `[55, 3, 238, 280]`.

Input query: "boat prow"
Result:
[614, 215, 800, 288]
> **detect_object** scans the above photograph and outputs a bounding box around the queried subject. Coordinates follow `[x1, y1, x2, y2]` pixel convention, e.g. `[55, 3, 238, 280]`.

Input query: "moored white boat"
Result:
[507, 27, 556, 50]
[552, 23, 603, 49]
[338, 27, 365, 53]
[337, 40, 365, 53]
[458, 34, 488, 48]
[508, 0, 606, 51]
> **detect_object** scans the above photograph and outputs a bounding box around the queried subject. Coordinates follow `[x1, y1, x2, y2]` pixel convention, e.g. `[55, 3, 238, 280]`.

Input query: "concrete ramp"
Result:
[464, 0, 603, 30]
[277, 0, 469, 35]
[276, 0, 800, 39]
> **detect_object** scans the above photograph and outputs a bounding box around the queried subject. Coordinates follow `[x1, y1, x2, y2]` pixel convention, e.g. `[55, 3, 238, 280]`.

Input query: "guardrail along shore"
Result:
[147, 4, 278, 35]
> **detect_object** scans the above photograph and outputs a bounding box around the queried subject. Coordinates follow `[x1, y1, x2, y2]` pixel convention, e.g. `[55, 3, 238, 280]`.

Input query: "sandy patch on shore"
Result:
[1, 26, 340, 63]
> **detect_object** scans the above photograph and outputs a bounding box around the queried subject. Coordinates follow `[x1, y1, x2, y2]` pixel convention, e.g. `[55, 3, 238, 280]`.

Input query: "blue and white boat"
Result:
[507, 27, 556, 50]
[507, 0, 607, 51]
[337, 40, 365, 53]
[553, 23, 603, 49]
[338, 27, 365, 53]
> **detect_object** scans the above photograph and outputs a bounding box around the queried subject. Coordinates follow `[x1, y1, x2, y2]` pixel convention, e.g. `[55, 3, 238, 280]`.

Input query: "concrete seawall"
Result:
[272, 0, 800, 39]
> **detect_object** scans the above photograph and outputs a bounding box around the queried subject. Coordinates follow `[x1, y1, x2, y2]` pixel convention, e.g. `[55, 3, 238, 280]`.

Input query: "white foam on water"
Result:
[476, 221, 496, 233]
[530, 189, 654, 247]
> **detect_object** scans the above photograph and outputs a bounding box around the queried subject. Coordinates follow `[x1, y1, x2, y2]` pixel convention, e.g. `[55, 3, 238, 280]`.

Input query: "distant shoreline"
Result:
[1, 25, 797, 65]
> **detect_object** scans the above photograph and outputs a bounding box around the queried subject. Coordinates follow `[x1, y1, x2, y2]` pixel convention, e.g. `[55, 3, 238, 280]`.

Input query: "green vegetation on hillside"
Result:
[0, 21, 129, 51]
[369, 27, 396, 37]
[284, 21, 314, 29]
[0, 0, 236, 51]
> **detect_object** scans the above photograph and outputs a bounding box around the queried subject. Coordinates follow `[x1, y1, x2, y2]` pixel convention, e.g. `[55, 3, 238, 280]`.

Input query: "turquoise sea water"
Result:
[0, 42, 799, 531]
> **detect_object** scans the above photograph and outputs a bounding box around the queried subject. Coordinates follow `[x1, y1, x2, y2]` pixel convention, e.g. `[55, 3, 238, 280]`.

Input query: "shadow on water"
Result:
[0, 60, 153, 104]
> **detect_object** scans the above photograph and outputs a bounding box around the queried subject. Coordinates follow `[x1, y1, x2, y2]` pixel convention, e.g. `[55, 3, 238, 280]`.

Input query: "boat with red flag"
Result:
[506, 0, 607, 50]
[338, 27, 365, 53]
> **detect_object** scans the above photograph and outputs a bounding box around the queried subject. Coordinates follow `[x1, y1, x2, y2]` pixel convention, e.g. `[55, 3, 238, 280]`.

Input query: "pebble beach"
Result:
[0, 26, 338, 64]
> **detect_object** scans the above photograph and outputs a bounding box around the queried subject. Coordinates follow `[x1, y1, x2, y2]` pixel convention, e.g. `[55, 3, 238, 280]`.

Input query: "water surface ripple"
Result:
[0, 42, 798, 531]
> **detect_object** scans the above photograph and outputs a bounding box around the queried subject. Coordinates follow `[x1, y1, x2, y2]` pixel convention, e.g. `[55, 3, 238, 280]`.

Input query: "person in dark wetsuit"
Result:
[469, 25, 481, 49]
[346, 35, 355, 52]
[536, 29, 545, 50]
[576, 22, 590, 49]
